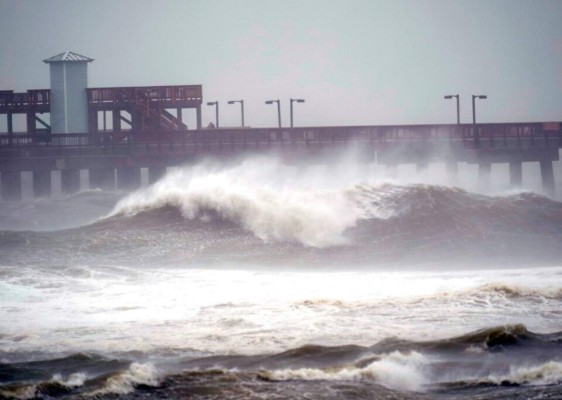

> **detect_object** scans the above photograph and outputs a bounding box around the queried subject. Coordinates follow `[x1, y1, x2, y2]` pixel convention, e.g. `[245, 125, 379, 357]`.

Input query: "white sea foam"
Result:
[473, 283, 562, 299]
[2, 265, 562, 358]
[90, 362, 160, 395]
[110, 157, 390, 247]
[485, 361, 562, 386]
[52, 372, 87, 387]
[0, 373, 88, 400]
[0, 385, 37, 400]
[268, 351, 429, 392]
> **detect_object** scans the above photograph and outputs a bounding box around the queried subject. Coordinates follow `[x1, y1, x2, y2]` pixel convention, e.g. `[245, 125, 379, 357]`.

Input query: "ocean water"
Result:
[1, 156, 562, 399]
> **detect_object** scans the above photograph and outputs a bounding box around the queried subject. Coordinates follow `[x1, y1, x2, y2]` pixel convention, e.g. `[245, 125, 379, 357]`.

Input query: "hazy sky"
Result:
[1, 0, 562, 128]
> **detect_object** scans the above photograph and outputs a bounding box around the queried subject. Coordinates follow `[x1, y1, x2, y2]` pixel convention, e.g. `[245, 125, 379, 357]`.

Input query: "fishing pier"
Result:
[0, 52, 560, 200]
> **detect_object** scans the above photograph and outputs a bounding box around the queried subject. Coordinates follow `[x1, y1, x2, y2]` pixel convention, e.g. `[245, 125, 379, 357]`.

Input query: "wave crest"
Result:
[264, 351, 429, 392]
[95, 157, 562, 258]
[474, 283, 562, 300]
[489, 361, 562, 386]
[89, 362, 160, 396]
[0, 372, 86, 400]
[110, 159, 378, 248]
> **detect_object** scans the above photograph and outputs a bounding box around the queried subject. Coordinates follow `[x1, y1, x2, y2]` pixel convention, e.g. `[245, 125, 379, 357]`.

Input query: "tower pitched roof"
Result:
[43, 51, 94, 63]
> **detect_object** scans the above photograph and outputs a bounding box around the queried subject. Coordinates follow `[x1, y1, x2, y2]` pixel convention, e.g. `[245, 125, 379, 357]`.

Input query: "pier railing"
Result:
[1, 123, 561, 154]
[87, 85, 203, 107]
[0, 89, 50, 111]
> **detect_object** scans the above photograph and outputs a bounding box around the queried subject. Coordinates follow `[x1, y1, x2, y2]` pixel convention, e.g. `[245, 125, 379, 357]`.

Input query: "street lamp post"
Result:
[206, 101, 219, 128]
[290, 98, 305, 128]
[443, 94, 460, 124]
[472, 95, 487, 124]
[265, 99, 281, 128]
[227, 100, 244, 127]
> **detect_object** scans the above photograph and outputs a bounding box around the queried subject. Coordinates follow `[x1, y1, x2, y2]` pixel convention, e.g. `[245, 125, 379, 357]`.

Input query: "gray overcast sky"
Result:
[1, 0, 561, 128]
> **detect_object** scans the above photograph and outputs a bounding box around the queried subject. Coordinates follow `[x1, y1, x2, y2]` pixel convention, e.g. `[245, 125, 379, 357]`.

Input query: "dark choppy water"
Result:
[1, 158, 561, 399]
[2, 326, 562, 399]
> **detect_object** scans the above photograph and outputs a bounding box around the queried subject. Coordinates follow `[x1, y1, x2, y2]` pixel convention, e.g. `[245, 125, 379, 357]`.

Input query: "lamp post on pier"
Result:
[227, 100, 244, 127]
[443, 94, 460, 124]
[207, 101, 219, 128]
[265, 99, 281, 128]
[472, 95, 487, 124]
[290, 98, 305, 128]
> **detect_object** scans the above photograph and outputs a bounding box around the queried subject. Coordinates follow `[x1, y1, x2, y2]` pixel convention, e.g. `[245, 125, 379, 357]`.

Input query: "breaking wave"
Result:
[0, 354, 160, 400]
[1, 326, 561, 399]
[440, 361, 562, 391]
[264, 351, 429, 392]
[2, 157, 562, 267]
[468, 283, 562, 300]
[88, 362, 160, 396]
[369, 324, 562, 354]
[486, 361, 562, 386]
[109, 159, 381, 248]
[109, 158, 562, 250]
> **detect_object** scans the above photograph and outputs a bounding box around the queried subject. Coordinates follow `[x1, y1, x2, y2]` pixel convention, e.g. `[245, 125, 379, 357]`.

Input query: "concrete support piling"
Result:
[446, 160, 458, 181]
[196, 105, 202, 130]
[1, 171, 22, 201]
[416, 162, 428, 173]
[116, 167, 141, 192]
[90, 169, 115, 191]
[61, 170, 81, 194]
[509, 161, 523, 187]
[7, 113, 13, 134]
[478, 162, 491, 192]
[540, 160, 555, 198]
[385, 164, 397, 179]
[33, 170, 52, 198]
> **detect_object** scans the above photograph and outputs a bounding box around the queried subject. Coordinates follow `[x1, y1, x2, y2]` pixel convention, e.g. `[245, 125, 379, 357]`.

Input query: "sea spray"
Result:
[110, 158, 382, 247]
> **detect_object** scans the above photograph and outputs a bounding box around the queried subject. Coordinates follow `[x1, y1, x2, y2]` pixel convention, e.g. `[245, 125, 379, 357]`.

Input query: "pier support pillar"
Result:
[26, 111, 36, 133]
[1, 171, 22, 201]
[176, 108, 183, 127]
[112, 110, 122, 132]
[385, 164, 397, 179]
[148, 165, 167, 185]
[61, 170, 81, 194]
[7, 113, 13, 145]
[540, 160, 555, 198]
[90, 169, 115, 191]
[478, 162, 491, 192]
[446, 160, 458, 182]
[88, 109, 98, 133]
[7, 113, 13, 134]
[33, 170, 51, 198]
[116, 167, 141, 192]
[196, 105, 202, 130]
[416, 162, 428, 173]
[509, 161, 523, 188]
[131, 109, 143, 131]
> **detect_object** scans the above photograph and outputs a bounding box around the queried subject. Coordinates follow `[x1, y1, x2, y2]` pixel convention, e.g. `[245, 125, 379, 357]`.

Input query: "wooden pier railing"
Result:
[87, 85, 203, 108]
[1, 123, 561, 154]
[0, 89, 50, 112]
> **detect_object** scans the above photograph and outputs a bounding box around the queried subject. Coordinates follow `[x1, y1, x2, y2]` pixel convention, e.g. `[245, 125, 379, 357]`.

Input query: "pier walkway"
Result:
[0, 122, 560, 200]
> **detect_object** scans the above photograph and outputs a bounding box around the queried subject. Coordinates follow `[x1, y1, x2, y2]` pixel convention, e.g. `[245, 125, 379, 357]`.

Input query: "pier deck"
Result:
[0, 122, 560, 200]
